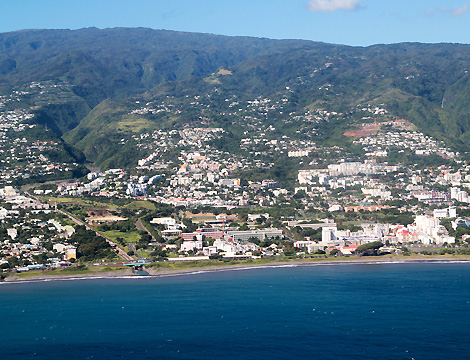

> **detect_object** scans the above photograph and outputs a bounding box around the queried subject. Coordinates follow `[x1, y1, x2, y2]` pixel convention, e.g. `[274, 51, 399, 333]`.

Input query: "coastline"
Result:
[3, 255, 470, 283]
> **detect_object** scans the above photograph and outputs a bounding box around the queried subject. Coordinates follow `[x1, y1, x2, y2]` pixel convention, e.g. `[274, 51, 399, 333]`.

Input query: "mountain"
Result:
[0, 27, 325, 137]
[2, 28, 470, 168]
[0, 27, 316, 99]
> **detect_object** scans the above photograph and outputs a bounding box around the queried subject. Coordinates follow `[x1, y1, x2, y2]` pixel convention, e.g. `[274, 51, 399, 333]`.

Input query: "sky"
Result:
[1, 0, 469, 46]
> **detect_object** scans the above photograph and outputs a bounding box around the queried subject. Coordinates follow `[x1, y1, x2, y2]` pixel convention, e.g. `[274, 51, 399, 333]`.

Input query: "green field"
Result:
[42, 196, 158, 211]
[42, 196, 117, 210]
[116, 117, 156, 133]
[101, 230, 141, 243]
[124, 200, 156, 210]
[137, 250, 153, 258]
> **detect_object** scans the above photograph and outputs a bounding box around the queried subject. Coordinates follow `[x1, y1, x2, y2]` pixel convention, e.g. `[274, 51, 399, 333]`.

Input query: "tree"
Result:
[256, 216, 266, 224]
[239, 223, 249, 231]
[356, 241, 383, 256]
[329, 249, 341, 257]
[248, 236, 260, 245]
[150, 247, 168, 261]
[139, 233, 152, 247]
[204, 237, 215, 246]
[182, 218, 198, 233]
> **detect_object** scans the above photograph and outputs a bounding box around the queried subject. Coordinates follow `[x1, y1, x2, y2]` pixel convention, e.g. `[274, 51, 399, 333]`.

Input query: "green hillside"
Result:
[3, 28, 470, 168]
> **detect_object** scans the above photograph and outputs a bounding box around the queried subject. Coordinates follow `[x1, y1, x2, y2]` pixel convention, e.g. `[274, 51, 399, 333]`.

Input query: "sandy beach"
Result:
[3, 255, 470, 283]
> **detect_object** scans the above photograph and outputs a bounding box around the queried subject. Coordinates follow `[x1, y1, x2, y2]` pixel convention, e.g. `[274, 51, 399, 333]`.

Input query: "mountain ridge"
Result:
[2, 28, 470, 168]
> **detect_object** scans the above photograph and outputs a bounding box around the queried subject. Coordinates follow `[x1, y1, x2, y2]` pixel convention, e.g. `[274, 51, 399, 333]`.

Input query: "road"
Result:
[135, 218, 157, 242]
[133, 218, 160, 260]
[127, 242, 144, 260]
[57, 209, 135, 261]
[24, 189, 135, 262]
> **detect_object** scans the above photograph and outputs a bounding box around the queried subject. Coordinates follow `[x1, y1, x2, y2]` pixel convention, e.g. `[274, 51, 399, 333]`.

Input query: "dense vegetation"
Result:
[71, 225, 115, 261]
[3, 28, 470, 167]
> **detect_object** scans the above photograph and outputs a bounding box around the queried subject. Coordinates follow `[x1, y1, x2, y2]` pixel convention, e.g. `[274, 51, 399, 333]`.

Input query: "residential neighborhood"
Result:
[2, 82, 470, 275]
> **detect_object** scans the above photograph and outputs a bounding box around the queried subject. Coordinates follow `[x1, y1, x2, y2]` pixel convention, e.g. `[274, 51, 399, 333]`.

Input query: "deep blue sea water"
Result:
[1, 262, 470, 360]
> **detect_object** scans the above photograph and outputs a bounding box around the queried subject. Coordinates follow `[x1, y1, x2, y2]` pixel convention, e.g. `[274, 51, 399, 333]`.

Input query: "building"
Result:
[327, 245, 361, 255]
[65, 246, 77, 260]
[151, 217, 177, 227]
[328, 204, 343, 212]
[180, 239, 203, 252]
[7, 228, 17, 240]
[203, 246, 218, 256]
[344, 204, 388, 213]
[262, 180, 279, 188]
[433, 206, 457, 219]
[224, 229, 283, 242]
[219, 178, 241, 187]
[126, 183, 147, 196]
[451, 218, 469, 230]
[322, 226, 337, 244]
[288, 150, 310, 157]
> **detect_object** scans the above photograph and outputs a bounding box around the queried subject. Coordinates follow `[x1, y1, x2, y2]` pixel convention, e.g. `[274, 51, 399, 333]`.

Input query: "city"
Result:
[2, 82, 470, 276]
[2, 6, 470, 359]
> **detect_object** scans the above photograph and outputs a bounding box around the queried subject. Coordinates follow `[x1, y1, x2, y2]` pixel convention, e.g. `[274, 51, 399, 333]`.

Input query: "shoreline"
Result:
[3, 255, 470, 284]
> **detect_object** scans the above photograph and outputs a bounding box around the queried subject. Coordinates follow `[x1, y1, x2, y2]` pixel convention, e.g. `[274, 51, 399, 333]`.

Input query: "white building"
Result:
[224, 229, 282, 242]
[151, 217, 177, 227]
[322, 226, 337, 244]
[328, 204, 343, 212]
[0, 207, 8, 220]
[7, 228, 17, 240]
[53, 243, 67, 253]
[415, 215, 440, 236]
[180, 239, 203, 252]
[288, 150, 310, 157]
[203, 246, 218, 256]
[433, 207, 457, 219]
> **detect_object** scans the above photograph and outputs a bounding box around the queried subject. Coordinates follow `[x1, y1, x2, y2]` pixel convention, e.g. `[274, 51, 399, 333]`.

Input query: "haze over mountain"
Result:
[2, 27, 470, 168]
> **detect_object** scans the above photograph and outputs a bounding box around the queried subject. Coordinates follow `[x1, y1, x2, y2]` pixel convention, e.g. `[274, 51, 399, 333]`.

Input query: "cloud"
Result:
[307, 0, 363, 13]
[422, 4, 468, 18]
[452, 4, 468, 17]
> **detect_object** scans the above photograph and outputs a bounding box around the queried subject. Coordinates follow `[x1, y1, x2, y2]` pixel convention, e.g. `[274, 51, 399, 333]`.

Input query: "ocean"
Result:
[1, 262, 469, 359]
